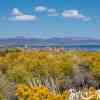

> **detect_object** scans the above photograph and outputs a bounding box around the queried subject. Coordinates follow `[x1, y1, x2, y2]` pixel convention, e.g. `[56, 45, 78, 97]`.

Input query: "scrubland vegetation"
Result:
[0, 49, 100, 100]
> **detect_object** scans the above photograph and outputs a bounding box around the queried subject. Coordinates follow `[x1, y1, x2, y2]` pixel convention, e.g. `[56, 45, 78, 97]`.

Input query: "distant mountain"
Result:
[0, 37, 100, 48]
[45, 37, 100, 45]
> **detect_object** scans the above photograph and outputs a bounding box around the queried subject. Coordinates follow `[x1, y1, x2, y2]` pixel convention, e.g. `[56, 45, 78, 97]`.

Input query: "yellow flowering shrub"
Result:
[16, 84, 100, 100]
[16, 84, 69, 100]
[0, 50, 100, 99]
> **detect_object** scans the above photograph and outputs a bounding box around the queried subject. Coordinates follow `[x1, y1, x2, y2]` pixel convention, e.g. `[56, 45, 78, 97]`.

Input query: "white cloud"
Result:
[10, 8, 37, 21]
[48, 8, 59, 16]
[8, 8, 91, 22]
[11, 15, 37, 21]
[34, 6, 58, 16]
[62, 10, 91, 21]
[34, 6, 47, 12]
[12, 8, 23, 16]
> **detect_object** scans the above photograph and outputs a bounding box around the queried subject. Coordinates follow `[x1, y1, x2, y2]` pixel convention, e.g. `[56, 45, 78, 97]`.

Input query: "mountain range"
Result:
[0, 37, 100, 48]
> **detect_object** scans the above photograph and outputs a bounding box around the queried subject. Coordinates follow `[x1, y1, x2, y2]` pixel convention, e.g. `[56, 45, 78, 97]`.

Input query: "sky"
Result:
[0, 0, 100, 38]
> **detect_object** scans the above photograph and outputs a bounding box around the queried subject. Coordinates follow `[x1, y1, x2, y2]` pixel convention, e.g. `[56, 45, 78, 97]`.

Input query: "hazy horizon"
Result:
[0, 34, 100, 39]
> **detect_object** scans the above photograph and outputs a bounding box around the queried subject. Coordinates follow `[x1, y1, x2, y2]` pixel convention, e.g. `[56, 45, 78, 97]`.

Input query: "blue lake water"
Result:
[6, 44, 100, 51]
[64, 45, 100, 51]
[30, 44, 100, 51]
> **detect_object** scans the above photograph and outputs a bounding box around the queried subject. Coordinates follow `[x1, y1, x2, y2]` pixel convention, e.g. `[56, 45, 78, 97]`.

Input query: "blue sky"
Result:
[0, 0, 100, 38]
